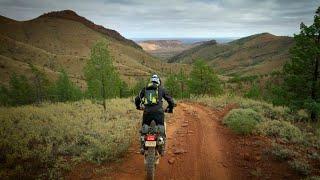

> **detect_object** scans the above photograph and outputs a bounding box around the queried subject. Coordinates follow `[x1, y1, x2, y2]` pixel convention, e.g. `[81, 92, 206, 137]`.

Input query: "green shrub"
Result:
[269, 143, 296, 161]
[304, 176, 320, 180]
[244, 83, 261, 100]
[289, 159, 311, 175]
[256, 120, 303, 143]
[191, 95, 293, 121]
[223, 108, 262, 135]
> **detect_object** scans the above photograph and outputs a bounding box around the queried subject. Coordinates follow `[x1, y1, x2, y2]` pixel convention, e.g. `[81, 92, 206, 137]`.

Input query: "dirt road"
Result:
[68, 102, 298, 180]
[106, 102, 238, 180]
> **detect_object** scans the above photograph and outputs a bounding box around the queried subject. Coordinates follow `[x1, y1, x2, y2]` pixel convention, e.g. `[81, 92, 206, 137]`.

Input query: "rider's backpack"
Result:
[142, 83, 159, 106]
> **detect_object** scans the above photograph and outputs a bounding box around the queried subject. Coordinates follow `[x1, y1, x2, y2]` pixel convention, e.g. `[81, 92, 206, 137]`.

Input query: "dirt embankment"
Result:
[67, 102, 299, 180]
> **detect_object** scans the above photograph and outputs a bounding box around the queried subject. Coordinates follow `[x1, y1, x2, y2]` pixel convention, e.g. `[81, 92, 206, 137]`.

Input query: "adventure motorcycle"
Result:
[141, 119, 165, 180]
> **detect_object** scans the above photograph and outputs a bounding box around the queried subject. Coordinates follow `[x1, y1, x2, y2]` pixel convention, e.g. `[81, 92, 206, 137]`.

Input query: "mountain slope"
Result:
[169, 33, 293, 76]
[0, 10, 187, 86]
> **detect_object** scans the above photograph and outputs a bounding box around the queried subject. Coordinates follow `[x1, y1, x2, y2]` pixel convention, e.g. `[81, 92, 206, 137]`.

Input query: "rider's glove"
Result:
[165, 107, 173, 113]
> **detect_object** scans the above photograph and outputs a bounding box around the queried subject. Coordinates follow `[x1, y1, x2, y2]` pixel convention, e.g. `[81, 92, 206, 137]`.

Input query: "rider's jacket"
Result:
[135, 83, 175, 114]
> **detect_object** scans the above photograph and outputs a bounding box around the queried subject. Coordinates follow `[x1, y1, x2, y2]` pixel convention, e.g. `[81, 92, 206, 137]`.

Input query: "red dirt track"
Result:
[67, 102, 298, 180]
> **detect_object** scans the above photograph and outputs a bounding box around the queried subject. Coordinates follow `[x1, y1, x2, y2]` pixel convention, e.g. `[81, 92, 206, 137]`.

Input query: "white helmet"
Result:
[150, 74, 160, 84]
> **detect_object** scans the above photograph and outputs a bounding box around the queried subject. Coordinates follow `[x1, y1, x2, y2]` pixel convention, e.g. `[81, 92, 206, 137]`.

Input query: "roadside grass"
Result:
[289, 159, 311, 176]
[190, 94, 319, 177]
[268, 143, 296, 161]
[0, 98, 140, 179]
[256, 120, 304, 143]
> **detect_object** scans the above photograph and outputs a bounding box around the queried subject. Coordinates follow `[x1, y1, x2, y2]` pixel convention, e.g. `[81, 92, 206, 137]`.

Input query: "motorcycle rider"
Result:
[135, 74, 175, 156]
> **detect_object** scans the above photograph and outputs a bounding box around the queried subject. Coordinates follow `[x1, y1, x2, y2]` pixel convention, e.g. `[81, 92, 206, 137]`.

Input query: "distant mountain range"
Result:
[168, 33, 294, 76]
[137, 40, 203, 60]
[0, 10, 187, 87]
[136, 38, 236, 60]
[0, 9, 295, 85]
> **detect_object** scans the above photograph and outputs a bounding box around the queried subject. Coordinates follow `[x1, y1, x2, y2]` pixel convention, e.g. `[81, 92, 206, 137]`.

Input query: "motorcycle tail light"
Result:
[146, 135, 156, 141]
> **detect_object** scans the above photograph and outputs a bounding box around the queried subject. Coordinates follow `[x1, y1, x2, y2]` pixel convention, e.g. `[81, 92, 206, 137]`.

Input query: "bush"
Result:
[304, 176, 320, 180]
[223, 108, 262, 135]
[269, 143, 296, 161]
[0, 98, 140, 179]
[289, 159, 311, 175]
[191, 94, 293, 121]
[256, 120, 303, 143]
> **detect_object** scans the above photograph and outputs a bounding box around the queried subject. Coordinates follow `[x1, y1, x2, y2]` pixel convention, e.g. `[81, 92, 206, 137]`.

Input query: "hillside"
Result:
[168, 33, 294, 76]
[138, 40, 203, 60]
[0, 10, 187, 87]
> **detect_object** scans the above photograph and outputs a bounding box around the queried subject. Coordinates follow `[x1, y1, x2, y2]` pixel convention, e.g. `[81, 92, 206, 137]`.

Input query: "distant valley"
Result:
[135, 38, 236, 60]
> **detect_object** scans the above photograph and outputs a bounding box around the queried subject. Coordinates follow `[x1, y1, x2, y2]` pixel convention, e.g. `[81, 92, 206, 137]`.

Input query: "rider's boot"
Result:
[140, 135, 145, 155]
[160, 124, 167, 156]
[161, 139, 166, 156]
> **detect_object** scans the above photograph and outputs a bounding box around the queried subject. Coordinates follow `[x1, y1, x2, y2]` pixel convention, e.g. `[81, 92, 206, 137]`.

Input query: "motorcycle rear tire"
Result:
[146, 147, 156, 180]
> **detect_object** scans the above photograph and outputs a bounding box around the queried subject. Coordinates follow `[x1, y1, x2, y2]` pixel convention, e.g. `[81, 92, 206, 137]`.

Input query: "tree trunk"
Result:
[311, 34, 320, 122]
[101, 73, 106, 111]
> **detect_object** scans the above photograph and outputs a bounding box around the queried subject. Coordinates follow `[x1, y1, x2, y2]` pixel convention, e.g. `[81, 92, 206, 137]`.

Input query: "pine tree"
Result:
[165, 69, 190, 99]
[188, 59, 222, 96]
[8, 73, 34, 105]
[0, 84, 9, 106]
[119, 81, 131, 98]
[84, 40, 121, 109]
[244, 83, 260, 99]
[165, 73, 180, 98]
[29, 63, 50, 103]
[49, 69, 82, 102]
[282, 7, 320, 121]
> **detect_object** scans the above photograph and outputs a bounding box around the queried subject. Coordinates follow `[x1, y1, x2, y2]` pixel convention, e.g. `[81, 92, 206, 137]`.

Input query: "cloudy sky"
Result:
[0, 0, 319, 38]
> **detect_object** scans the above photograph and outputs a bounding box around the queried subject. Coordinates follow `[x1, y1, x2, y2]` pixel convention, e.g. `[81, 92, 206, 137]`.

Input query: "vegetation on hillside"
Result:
[0, 99, 140, 179]
[0, 11, 190, 86]
[168, 33, 293, 76]
[165, 59, 222, 98]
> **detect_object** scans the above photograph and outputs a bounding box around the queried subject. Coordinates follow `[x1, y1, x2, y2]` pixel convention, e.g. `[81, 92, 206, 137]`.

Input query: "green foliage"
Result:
[223, 108, 262, 135]
[8, 73, 34, 105]
[305, 176, 320, 180]
[132, 78, 147, 95]
[165, 69, 190, 99]
[244, 83, 261, 99]
[0, 99, 140, 179]
[282, 7, 320, 121]
[49, 69, 82, 102]
[269, 143, 296, 161]
[191, 94, 299, 121]
[228, 75, 258, 83]
[256, 120, 303, 143]
[119, 81, 131, 98]
[265, 83, 287, 106]
[29, 64, 50, 103]
[189, 59, 222, 96]
[289, 159, 311, 175]
[85, 40, 121, 101]
[0, 85, 9, 106]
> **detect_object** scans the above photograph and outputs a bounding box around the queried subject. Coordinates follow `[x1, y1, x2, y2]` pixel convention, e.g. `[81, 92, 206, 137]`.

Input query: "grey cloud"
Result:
[0, 0, 319, 38]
